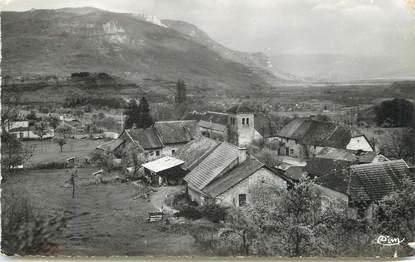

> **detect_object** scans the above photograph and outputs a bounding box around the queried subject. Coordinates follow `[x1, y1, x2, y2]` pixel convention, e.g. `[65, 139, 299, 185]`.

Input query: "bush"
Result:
[199, 203, 228, 223]
[32, 161, 67, 169]
[175, 206, 203, 220]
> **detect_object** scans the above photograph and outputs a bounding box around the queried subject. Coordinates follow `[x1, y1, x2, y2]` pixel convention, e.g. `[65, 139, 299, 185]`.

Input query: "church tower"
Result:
[227, 104, 255, 146]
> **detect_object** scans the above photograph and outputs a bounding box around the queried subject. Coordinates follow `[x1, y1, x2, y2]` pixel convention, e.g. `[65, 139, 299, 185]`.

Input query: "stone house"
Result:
[275, 118, 351, 158]
[177, 137, 288, 207]
[102, 120, 199, 161]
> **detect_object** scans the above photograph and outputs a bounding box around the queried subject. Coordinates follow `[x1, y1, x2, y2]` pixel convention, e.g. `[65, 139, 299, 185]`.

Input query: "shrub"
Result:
[175, 206, 202, 220]
[32, 161, 67, 169]
[199, 203, 228, 223]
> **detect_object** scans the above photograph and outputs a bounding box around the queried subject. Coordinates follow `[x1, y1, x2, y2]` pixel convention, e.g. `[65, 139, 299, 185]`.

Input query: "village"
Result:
[2, 79, 415, 257]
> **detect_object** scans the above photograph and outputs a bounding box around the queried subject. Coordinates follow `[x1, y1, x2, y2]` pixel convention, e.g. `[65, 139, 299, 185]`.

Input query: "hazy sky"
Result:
[1, 0, 414, 58]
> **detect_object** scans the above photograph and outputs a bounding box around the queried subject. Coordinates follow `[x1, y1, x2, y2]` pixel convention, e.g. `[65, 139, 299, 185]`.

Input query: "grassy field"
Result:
[2, 168, 199, 256]
[24, 139, 103, 166]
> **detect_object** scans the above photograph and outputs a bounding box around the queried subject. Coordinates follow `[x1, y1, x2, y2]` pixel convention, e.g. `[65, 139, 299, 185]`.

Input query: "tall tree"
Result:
[48, 116, 61, 132]
[175, 79, 187, 106]
[1, 132, 34, 174]
[137, 97, 154, 128]
[124, 99, 139, 129]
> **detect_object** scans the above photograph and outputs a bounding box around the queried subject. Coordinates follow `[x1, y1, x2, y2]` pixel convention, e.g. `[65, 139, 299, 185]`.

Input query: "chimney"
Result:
[238, 147, 247, 163]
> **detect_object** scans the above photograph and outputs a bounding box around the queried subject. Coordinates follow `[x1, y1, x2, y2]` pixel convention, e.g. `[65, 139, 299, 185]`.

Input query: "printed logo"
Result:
[376, 235, 405, 246]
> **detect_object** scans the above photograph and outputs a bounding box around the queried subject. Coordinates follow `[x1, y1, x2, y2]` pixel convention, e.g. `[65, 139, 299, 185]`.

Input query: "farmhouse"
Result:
[178, 138, 288, 207]
[116, 120, 199, 160]
[313, 147, 388, 164]
[275, 118, 351, 158]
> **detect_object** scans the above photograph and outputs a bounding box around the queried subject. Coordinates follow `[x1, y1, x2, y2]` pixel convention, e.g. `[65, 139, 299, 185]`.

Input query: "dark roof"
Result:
[254, 113, 278, 138]
[226, 103, 254, 114]
[306, 158, 351, 177]
[184, 142, 240, 190]
[96, 139, 124, 152]
[349, 160, 412, 202]
[315, 147, 377, 164]
[203, 158, 264, 198]
[200, 111, 229, 125]
[124, 128, 163, 149]
[316, 171, 350, 195]
[278, 118, 351, 148]
[175, 136, 221, 170]
[154, 121, 193, 145]
[283, 166, 308, 182]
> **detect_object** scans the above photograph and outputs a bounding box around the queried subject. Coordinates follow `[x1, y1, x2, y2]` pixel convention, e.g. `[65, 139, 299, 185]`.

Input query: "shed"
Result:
[142, 156, 187, 186]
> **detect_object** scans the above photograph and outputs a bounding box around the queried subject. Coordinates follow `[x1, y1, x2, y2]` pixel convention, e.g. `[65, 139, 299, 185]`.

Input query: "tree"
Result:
[175, 79, 187, 106]
[26, 110, 38, 122]
[137, 97, 154, 128]
[124, 99, 139, 129]
[74, 109, 84, 120]
[1, 191, 66, 255]
[48, 116, 61, 132]
[53, 136, 67, 152]
[122, 143, 145, 179]
[1, 132, 34, 174]
[250, 178, 346, 257]
[376, 177, 415, 244]
[1, 91, 21, 131]
[379, 129, 412, 160]
[55, 125, 72, 138]
[33, 121, 49, 140]
[375, 98, 414, 127]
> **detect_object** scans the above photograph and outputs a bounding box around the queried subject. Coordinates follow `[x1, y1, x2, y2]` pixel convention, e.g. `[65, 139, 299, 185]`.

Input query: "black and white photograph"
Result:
[1, 0, 415, 259]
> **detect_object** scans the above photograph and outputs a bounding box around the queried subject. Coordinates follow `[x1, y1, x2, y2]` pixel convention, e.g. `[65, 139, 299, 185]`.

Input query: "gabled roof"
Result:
[125, 128, 163, 150]
[175, 136, 221, 170]
[277, 118, 351, 148]
[96, 139, 124, 152]
[349, 160, 412, 202]
[283, 166, 308, 182]
[154, 121, 194, 145]
[203, 157, 264, 198]
[226, 103, 254, 114]
[254, 113, 278, 138]
[184, 142, 240, 190]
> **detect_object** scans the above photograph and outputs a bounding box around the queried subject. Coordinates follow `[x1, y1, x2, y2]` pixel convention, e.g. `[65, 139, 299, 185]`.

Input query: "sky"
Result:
[1, 0, 414, 59]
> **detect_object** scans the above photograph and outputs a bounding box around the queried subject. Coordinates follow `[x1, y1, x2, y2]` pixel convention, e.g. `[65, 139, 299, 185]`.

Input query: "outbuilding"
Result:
[142, 156, 187, 186]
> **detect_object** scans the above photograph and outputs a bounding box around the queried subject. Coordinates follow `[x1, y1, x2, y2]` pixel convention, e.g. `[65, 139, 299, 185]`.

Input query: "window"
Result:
[246, 118, 249, 125]
[172, 149, 175, 154]
[238, 194, 247, 207]
[286, 147, 290, 156]
[242, 118, 245, 125]
[290, 149, 294, 155]
[156, 150, 160, 156]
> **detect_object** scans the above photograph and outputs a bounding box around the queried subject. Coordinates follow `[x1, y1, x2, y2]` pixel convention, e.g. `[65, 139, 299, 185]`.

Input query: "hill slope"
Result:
[1, 7, 285, 95]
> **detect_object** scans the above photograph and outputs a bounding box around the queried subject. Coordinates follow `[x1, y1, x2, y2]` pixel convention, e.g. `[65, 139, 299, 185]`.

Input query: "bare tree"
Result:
[33, 121, 49, 140]
[53, 136, 67, 152]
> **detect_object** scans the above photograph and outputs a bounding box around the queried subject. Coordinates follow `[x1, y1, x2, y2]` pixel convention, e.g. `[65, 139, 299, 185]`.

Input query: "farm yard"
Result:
[2, 168, 200, 256]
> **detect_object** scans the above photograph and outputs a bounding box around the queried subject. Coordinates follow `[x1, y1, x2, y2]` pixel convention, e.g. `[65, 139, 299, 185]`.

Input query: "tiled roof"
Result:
[349, 160, 412, 202]
[184, 142, 240, 190]
[125, 128, 163, 149]
[175, 136, 221, 170]
[154, 121, 193, 145]
[306, 158, 351, 177]
[315, 147, 377, 163]
[254, 113, 278, 138]
[278, 118, 351, 148]
[199, 120, 227, 132]
[96, 139, 124, 152]
[227, 103, 254, 114]
[200, 111, 229, 125]
[203, 157, 264, 198]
